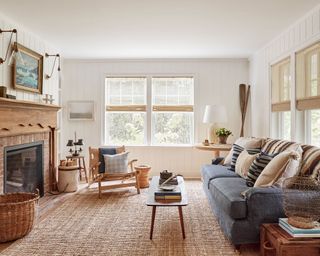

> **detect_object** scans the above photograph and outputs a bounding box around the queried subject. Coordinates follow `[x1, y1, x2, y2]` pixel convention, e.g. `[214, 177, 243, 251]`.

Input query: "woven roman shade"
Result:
[296, 42, 320, 110]
[271, 57, 291, 112]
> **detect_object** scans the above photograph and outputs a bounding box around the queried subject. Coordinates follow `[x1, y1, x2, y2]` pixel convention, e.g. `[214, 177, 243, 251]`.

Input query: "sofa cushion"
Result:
[300, 144, 320, 177]
[209, 177, 248, 219]
[201, 164, 239, 189]
[261, 138, 299, 155]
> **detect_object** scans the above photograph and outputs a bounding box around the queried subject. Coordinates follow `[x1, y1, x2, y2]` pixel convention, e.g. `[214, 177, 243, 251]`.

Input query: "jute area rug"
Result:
[1, 181, 240, 256]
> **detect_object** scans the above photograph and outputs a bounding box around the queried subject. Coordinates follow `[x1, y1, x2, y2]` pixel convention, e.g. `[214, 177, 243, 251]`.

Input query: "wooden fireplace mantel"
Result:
[0, 98, 60, 137]
[0, 97, 61, 192]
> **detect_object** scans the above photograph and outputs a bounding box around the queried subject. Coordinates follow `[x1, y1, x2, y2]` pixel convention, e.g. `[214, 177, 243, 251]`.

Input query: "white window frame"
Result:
[104, 75, 195, 146]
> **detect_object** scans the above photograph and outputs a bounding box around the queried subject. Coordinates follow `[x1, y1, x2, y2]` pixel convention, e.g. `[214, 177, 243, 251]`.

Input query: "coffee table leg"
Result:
[150, 206, 156, 239]
[178, 206, 186, 239]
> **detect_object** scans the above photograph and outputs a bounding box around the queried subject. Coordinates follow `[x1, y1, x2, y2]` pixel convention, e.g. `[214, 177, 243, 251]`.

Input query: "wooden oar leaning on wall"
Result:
[239, 84, 251, 137]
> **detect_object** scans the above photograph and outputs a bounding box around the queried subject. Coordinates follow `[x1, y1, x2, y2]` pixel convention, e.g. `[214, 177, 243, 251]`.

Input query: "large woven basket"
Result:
[0, 192, 39, 242]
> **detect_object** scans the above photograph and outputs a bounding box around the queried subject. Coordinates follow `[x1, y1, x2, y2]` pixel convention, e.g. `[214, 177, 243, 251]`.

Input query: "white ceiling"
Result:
[0, 0, 319, 58]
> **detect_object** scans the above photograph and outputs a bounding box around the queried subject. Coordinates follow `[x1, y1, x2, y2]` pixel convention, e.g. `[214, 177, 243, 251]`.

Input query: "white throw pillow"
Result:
[254, 149, 301, 188]
[103, 152, 129, 173]
[235, 150, 259, 178]
[224, 137, 264, 165]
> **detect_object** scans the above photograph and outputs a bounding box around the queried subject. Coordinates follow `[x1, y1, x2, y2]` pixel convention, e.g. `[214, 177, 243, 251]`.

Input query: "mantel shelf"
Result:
[0, 97, 61, 111]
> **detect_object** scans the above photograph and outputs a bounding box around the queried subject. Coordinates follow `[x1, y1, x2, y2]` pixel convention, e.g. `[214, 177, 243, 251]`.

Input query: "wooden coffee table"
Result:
[146, 176, 188, 239]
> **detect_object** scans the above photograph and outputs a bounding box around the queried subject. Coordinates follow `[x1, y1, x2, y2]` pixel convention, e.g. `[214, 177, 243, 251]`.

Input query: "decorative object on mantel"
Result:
[66, 131, 84, 156]
[0, 28, 24, 65]
[282, 176, 320, 229]
[239, 83, 251, 137]
[0, 190, 39, 242]
[68, 101, 95, 120]
[13, 43, 43, 94]
[45, 53, 61, 79]
[203, 105, 227, 144]
[43, 94, 54, 104]
[215, 128, 232, 144]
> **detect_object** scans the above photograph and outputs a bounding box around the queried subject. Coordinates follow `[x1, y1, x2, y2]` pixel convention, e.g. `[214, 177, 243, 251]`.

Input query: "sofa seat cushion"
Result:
[201, 164, 239, 189]
[209, 177, 248, 220]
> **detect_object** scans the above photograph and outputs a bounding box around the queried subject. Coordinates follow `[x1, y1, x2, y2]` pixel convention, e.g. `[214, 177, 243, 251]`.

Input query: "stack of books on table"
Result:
[154, 187, 182, 202]
[279, 218, 320, 238]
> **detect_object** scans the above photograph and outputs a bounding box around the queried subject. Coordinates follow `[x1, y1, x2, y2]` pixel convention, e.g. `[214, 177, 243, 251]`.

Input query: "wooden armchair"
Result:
[88, 146, 140, 198]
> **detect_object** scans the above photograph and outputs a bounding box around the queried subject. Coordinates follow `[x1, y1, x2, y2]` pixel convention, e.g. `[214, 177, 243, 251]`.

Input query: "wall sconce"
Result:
[45, 53, 61, 79]
[0, 28, 24, 65]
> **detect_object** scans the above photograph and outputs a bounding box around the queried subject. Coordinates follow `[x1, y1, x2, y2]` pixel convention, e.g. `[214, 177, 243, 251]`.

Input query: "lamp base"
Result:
[208, 124, 218, 144]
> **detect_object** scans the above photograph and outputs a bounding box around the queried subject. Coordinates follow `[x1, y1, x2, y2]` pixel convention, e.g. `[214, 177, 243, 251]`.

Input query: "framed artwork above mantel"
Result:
[13, 43, 43, 94]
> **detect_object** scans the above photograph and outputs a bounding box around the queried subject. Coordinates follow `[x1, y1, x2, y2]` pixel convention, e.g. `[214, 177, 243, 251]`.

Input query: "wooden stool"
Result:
[66, 155, 88, 183]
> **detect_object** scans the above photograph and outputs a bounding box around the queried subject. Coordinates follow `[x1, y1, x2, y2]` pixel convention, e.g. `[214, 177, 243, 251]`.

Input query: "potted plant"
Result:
[215, 128, 232, 144]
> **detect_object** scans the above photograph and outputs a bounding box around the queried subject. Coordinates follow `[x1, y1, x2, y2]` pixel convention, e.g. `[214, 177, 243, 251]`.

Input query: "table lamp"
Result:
[203, 105, 227, 144]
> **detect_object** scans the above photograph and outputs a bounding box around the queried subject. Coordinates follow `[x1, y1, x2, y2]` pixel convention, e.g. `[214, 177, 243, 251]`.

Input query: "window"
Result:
[152, 77, 194, 145]
[105, 76, 194, 145]
[271, 58, 291, 139]
[105, 77, 147, 145]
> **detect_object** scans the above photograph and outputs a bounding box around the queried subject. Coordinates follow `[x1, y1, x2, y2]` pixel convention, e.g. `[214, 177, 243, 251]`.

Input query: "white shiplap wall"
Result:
[250, 4, 320, 138]
[0, 13, 60, 105]
[62, 59, 249, 177]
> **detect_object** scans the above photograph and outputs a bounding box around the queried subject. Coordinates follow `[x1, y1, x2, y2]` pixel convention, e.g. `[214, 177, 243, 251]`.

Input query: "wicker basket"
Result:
[0, 192, 39, 242]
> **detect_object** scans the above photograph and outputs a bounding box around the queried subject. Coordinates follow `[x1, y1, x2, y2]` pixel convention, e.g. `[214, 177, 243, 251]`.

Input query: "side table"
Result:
[66, 155, 88, 183]
[260, 223, 320, 256]
[194, 143, 232, 158]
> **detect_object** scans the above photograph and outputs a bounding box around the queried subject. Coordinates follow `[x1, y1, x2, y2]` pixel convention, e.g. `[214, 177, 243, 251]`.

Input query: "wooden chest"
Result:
[260, 224, 320, 256]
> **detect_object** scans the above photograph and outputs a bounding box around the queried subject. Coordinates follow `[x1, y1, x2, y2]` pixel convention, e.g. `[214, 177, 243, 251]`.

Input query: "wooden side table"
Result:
[66, 155, 88, 183]
[260, 224, 320, 256]
[194, 143, 232, 158]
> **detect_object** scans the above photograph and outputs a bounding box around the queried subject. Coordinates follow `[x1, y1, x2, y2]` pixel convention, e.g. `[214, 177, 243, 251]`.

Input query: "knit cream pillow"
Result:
[235, 150, 259, 178]
[254, 150, 301, 188]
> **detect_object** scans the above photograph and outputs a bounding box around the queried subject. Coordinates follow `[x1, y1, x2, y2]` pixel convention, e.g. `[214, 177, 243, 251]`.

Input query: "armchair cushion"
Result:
[103, 152, 129, 173]
[98, 146, 125, 173]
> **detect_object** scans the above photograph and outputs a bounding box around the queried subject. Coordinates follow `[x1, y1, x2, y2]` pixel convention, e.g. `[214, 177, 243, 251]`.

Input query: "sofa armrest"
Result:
[245, 187, 285, 223]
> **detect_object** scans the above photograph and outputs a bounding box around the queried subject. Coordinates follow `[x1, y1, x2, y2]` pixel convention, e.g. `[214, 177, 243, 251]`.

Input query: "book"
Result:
[154, 187, 181, 197]
[155, 195, 182, 200]
[279, 218, 320, 237]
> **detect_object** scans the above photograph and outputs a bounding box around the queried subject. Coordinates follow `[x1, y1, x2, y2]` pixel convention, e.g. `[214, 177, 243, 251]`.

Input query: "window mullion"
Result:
[146, 76, 152, 145]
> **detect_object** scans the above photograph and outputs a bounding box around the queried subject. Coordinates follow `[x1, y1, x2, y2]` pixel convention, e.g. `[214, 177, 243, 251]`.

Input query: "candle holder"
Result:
[67, 132, 84, 157]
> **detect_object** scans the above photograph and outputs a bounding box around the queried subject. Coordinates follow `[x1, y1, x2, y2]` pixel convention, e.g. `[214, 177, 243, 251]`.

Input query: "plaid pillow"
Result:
[103, 152, 129, 174]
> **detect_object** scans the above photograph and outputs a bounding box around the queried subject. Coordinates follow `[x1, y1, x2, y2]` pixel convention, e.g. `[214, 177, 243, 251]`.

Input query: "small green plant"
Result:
[215, 128, 232, 137]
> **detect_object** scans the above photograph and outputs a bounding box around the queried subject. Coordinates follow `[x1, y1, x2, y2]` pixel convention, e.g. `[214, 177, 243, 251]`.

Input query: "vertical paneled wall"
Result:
[0, 14, 60, 105]
[62, 59, 249, 177]
[250, 5, 320, 138]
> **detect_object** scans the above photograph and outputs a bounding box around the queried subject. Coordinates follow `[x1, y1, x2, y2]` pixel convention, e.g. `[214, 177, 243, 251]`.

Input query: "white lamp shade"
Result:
[203, 105, 227, 124]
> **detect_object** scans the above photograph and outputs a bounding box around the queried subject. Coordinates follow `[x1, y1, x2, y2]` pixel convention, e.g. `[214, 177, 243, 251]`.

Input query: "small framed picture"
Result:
[13, 43, 43, 94]
[68, 101, 94, 120]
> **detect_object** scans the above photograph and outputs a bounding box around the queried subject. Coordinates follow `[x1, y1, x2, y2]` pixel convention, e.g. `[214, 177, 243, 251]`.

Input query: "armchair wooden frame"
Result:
[88, 147, 140, 198]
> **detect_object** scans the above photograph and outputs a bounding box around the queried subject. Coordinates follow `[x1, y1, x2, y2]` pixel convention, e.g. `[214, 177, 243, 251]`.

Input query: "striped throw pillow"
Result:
[300, 144, 320, 177]
[229, 144, 260, 172]
[246, 152, 278, 187]
[261, 139, 298, 155]
[103, 152, 129, 174]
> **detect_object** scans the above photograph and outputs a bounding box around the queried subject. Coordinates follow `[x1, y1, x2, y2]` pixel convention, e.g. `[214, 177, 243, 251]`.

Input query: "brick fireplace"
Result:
[0, 98, 60, 195]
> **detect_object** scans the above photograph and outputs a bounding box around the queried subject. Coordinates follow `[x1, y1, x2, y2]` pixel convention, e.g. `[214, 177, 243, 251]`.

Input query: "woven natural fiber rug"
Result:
[1, 181, 239, 256]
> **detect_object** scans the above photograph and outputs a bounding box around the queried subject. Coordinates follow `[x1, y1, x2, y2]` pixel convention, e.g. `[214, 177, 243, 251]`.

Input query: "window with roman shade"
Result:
[296, 42, 320, 110]
[151, 77, 194, 145]
[271, 57, 291, 112]
[105, 77, 147, 145]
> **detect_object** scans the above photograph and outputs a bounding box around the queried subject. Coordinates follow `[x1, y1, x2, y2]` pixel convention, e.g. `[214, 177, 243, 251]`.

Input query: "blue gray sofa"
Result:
[201, 164, 284, 245]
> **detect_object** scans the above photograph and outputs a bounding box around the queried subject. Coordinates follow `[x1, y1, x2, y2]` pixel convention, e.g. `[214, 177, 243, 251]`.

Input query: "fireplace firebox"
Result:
[4, 141, 44, 197]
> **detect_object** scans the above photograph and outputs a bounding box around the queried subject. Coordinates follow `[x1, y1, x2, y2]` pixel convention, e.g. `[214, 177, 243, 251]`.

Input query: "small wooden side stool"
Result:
[66, 155, 88, 183]
[260, 223, 320, 256]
